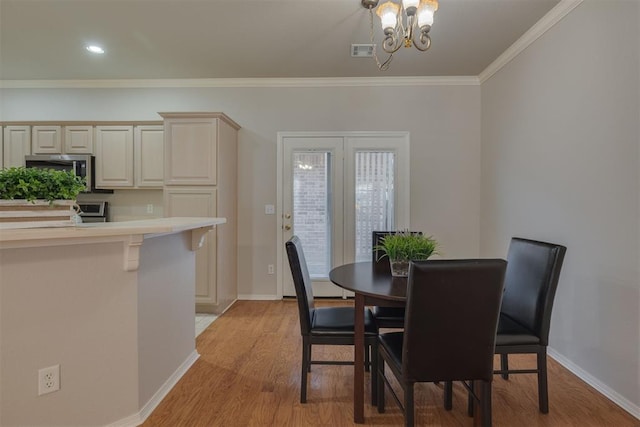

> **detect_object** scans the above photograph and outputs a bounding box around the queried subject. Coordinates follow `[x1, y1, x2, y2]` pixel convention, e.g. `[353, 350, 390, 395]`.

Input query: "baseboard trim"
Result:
[105, 350, 201, 427]
[219, 299, 238, 314]
[548, 348, 640, 420]
[237, 294, 280, 300]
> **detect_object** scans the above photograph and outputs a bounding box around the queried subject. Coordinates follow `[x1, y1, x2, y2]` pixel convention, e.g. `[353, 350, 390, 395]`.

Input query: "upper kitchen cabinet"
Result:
[161, 113, 240, 186]
[134, 125, 164, 188]
[64, 126, 94, 154]
[2, 126, 31, 168]
[95, 125, 134, 188]
[32, 125, 94, 154]
[32, 126, 62, 154]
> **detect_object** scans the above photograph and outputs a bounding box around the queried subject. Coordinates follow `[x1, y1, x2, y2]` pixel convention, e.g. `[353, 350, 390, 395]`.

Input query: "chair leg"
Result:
[377, 357, 385, 413]
[481, 380, 492, 427]
[538, 348, 549, 413]
[300, 341, 310, 403]
[444, 381, 453, 410]
[500, 353, 509, 380]
[370, 343, 378, 406]
[467, 381, 474, 416]
[405, 381, 415, 427]
[365, 343, 371, 372]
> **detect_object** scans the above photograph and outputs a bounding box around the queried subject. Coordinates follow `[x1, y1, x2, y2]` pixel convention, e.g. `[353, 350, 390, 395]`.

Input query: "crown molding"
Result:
[478, 0, 584, 84]
[0, 76, 479, 90]
[0, 1, 583, 90]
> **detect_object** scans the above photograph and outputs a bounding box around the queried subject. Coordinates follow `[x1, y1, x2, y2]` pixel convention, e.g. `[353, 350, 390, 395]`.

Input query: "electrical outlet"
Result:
[38, 364, 60, 395]
[146, 204, 154, 214]
[267, 264, 275, 275]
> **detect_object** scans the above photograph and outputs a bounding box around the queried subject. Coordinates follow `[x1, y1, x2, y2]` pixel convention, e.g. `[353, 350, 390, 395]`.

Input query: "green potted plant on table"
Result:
[0, 167, 86, 229]
[376, 231, 439, 277]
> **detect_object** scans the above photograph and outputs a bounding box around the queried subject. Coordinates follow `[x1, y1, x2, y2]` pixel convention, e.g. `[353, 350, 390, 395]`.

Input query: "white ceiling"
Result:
[0, 0, 560, 80]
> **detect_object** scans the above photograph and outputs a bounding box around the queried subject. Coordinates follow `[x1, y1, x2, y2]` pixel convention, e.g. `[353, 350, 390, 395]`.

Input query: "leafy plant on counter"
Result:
[0, 167, 86, 203]
[375, 230, 439, 262]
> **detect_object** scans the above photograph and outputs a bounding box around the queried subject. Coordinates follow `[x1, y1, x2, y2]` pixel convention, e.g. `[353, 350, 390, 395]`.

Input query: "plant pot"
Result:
[389, 260, 410, 277]
[0, 199, 77, 229]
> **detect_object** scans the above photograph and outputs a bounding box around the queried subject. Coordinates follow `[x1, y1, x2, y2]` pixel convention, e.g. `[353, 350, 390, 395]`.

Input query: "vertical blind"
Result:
[355, 151, 395, 262]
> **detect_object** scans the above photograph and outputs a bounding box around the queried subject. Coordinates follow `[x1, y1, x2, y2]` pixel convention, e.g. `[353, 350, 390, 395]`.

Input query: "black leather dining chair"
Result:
[370, 231, 421, 328]
[377, 259, 507, 427]
[493, 237, 567, 413]
[285, 235, 379, 404]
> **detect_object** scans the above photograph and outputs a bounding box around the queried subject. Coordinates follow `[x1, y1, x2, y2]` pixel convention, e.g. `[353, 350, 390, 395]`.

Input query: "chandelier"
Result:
[361, 0, 439, 69]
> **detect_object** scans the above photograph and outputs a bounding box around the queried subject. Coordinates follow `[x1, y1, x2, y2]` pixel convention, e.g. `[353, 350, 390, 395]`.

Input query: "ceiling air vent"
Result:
[351, 44, 375, 58]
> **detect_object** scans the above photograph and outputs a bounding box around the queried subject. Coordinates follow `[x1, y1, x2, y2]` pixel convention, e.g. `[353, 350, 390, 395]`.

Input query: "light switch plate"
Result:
[265, 204, 275, 215]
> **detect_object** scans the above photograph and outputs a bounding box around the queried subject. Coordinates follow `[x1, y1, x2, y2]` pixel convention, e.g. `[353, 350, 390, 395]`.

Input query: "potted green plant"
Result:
[0, 167, 86, 228]
[376, 231, 439, 277]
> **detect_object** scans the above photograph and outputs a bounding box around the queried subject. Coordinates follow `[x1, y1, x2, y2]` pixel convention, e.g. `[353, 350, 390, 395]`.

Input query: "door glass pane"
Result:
[355, 151, 395, 262]
[293, 152, 331, 278]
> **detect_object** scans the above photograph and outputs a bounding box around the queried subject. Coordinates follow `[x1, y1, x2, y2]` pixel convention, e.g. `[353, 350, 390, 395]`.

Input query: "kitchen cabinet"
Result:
[161, 112, 239, 314]
[64, 126, 94, 154]
[134, 125, 164, 188]
[95, 125, 163, 189]
[32, 125, 94, 154]
[2, 126, 31, 168]
[163, 115, 219, 186]
[32, 125, 62, 154]
[164, 187, 219, 307]
[2, 122, 161, 186]
[95, 125, 134, 188]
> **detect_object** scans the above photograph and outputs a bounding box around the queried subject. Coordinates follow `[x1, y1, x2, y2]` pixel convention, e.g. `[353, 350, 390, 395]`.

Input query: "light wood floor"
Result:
[143, 300, 638, 427]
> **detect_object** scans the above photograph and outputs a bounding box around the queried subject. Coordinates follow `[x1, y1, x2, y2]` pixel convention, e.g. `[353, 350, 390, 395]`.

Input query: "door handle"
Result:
[284, 225, 291, 231]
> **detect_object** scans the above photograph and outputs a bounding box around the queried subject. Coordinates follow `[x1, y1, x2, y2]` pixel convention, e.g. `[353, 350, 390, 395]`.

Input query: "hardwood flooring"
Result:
[143, 300, 638, 427]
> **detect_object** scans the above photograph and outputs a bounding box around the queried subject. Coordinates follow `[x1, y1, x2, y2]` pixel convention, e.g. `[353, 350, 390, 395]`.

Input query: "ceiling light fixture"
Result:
[86, 45, 105, 54]
[361, 0, 438, 70]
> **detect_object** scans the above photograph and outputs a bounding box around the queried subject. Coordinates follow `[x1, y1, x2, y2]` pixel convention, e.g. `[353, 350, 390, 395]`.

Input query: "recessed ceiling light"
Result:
[86, 45, 105, 54]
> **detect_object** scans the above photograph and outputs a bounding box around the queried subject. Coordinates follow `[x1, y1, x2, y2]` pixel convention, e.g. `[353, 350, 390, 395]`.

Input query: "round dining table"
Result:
[329, 261, 407, 424]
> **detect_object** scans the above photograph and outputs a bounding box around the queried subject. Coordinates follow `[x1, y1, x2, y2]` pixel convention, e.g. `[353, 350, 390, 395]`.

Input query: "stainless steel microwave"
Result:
[25, 154, 94, 192]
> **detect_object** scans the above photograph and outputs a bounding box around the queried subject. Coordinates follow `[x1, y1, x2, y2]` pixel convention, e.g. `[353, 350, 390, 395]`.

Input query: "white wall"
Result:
[481, 0, 639, 412]
[0, 241, 139, 426]
[0, 83, 482, 298]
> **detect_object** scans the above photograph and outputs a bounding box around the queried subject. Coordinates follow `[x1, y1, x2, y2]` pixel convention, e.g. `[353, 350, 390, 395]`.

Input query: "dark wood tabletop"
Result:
[329, 261, 408, 301]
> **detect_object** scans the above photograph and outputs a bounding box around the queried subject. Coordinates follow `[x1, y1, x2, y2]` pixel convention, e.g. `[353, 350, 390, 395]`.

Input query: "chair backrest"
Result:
[501, 237, 567, 345]
[285, 236, 315, 335]
[372, 231, 422, 274]
[402, 259, 507, 383]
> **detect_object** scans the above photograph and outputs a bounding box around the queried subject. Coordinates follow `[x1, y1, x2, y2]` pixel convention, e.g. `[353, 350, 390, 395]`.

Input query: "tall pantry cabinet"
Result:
[160, 113, 240, 314]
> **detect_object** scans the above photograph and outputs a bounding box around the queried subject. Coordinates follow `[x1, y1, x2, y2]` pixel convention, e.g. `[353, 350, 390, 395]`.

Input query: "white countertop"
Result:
[0, 217, 226, 246]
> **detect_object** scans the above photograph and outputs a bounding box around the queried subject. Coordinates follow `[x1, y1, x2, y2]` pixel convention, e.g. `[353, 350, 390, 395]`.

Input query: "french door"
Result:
[278, 132, 410, 297]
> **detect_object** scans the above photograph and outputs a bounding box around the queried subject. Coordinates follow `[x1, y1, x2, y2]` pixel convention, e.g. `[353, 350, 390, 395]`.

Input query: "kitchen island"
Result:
[0, 217, 225, 426]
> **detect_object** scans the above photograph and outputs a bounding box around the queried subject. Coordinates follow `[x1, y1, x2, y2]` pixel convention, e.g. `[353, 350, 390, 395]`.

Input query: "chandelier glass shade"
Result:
[363, 0, 438, 55]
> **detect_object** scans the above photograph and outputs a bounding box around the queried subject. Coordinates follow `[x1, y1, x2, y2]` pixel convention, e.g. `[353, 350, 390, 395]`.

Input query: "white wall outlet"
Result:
[264, 204, 275, 215]
[38, 364, 60, 395]
[146, 204, 154, 214]
[267, 264, 275, 275]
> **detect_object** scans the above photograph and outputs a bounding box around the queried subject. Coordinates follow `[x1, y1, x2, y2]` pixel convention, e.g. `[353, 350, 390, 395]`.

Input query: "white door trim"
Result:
[276, 131, 411, 299]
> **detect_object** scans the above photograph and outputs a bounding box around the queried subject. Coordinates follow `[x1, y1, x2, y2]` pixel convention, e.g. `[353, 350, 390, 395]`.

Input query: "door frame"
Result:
[276, 131, 411, 299]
